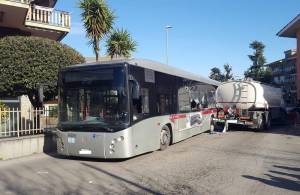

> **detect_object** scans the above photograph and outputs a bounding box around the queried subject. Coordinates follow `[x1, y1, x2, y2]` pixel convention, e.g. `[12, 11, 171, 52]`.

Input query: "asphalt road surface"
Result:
[0, 125, 300, 195]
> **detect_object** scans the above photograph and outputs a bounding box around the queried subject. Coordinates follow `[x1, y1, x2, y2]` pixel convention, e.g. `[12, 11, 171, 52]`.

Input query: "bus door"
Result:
[175, 87, 192, 131]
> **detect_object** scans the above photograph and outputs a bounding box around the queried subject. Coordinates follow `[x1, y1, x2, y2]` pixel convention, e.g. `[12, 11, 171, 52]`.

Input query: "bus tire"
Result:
[160, 125, 171, 151]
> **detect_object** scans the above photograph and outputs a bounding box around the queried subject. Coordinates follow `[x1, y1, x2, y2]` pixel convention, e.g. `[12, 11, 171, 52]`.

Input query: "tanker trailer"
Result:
[212, 80, 285, 131]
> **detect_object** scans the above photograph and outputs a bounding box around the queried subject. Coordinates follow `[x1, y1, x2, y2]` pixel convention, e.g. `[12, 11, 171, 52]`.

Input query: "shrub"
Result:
[0, 36, 85, 107]
[0, 101, 9, 119]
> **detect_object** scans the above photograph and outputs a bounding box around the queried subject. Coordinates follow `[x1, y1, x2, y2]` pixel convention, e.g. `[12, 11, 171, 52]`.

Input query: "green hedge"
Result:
[0, 36, 85, 106]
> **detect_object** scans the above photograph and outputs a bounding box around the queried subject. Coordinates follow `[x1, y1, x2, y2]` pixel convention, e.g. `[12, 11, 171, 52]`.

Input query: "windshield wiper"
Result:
[59, 123, 115, 132]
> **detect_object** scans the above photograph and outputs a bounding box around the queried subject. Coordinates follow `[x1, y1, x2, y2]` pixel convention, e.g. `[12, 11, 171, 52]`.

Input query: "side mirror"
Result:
[129, 75, 140, 100]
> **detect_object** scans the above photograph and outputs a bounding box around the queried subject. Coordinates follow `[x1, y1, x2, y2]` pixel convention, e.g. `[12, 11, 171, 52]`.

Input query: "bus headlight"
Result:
[110, 144, 115, 149]
[109, 149, 115, 154]
[117, 136, 124, 142]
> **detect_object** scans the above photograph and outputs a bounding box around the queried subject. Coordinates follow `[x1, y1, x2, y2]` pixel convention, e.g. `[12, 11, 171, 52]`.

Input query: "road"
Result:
[0, 125, 300, 195]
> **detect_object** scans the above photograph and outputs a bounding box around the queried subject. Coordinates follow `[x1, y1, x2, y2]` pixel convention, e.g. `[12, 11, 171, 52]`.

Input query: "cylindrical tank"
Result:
[216, 80, 284, 110]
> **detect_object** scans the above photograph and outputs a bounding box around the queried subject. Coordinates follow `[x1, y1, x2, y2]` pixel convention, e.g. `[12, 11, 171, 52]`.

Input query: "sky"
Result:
[56, 0, 299, 78]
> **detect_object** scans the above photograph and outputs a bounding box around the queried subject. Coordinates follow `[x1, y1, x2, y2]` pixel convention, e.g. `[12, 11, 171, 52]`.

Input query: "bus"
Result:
[56, 59, 220, 158]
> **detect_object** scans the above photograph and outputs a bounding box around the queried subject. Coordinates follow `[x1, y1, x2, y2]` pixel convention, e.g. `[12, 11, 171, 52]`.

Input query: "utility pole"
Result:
[165, 25, 172, 65]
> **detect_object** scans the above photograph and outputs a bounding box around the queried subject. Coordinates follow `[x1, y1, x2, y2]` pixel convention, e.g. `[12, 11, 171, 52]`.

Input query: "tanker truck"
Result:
[212, 80, 285, 131]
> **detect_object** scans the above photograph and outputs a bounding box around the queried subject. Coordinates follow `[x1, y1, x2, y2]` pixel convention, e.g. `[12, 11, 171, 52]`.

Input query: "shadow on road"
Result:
[0, 163, 115, 194]
[0, 158, 164, 194]
[258, 125, 300, 137]
[81, 162, 163, 194]
[273, 165, 300, 172]
[45, 152, 127, 163]
[218, 123, 300, 137]
[44, 151, 155, 164]
[243, 165, 300, 192]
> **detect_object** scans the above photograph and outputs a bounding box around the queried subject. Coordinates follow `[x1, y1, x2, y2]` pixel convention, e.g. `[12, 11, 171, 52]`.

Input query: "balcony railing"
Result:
[26, 5, 70, 29]
[3, 0, 31, 4]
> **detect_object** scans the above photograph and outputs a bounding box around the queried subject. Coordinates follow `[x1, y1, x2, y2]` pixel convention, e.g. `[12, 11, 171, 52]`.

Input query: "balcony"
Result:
[0, 0, 30, 7]
[0, 0, 70, 41]
[26, 5, 70, 32]
[33, 0, 57, 7]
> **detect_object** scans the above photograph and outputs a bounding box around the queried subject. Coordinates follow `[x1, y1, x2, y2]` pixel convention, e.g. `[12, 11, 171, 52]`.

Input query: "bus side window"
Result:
[178, 86, 191, 113]
[157, 94, 171, 115]
[132, 97, 142, 114]
[200, 94, 208, 109]
[207, 90, 216, 108]
[190, 85, 201, 111]
[141, 88, 149, 114]
[132, 88, 149, 121]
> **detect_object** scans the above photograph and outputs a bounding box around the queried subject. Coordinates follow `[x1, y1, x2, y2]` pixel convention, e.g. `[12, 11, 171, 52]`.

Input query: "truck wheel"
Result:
[264, 114, 271, 130]
[160, 125, 171, 151]
[257, 114, 264, 131]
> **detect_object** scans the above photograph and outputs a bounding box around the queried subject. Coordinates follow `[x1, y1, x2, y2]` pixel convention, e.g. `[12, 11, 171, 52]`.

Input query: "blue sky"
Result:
[56, 0, 299, 78]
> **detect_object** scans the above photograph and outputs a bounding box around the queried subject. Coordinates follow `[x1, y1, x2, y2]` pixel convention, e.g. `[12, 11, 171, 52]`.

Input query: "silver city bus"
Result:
[56, 59, 220, 158]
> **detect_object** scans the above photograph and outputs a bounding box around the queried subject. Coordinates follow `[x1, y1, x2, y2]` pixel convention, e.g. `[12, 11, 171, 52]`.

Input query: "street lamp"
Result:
[165, 25, 172, 65]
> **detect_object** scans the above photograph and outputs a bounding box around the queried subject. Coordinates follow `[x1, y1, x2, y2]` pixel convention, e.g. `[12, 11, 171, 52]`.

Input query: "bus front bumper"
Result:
[56, 129, 134, 159]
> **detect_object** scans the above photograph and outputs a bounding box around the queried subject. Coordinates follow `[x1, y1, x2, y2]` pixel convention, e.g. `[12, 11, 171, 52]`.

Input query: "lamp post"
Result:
[165, 25, 172, 65]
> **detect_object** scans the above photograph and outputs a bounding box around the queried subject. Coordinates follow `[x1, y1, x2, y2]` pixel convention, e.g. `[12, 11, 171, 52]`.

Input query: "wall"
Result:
[0, 133, 56, 160]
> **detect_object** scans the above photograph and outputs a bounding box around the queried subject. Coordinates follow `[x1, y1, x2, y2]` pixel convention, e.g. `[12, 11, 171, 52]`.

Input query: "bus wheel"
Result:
[210, 117, 215, 133]
[160, 125, 171, 151]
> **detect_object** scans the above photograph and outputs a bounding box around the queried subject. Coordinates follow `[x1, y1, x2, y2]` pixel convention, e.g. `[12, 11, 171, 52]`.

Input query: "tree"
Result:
[79, 0, 115, 61]
[0, 36, 85, 107]
[209, 64, 234, 82]
[259, 67, 273, 83]
[209, 67, 224, 82]
[244, 40, 272, 83]
[223, 63, 234, 81]
[106, 28, 137, 59]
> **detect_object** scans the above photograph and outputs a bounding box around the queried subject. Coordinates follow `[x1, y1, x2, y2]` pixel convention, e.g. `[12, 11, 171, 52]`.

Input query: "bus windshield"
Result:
[58, 66, 129, 131]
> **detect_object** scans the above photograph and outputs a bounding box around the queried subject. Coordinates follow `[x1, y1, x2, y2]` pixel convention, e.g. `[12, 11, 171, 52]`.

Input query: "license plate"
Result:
[79, 149, 92, 155]
[227, 120, 238, 123]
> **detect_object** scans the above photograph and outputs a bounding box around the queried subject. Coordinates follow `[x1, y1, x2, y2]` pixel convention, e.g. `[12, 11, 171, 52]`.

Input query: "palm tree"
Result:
[79, 0, 115, 61]
[106, 28, 137, 59]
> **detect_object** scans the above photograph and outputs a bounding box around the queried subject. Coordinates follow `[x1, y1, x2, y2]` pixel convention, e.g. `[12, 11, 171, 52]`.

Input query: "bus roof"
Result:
[63, 58, 220, 86]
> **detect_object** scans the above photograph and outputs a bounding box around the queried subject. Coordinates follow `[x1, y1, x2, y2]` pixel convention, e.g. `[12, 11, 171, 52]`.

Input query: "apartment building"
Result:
[277, 14, 300, 105]
[0, 0, 70, 41]
[266, 50, 297, 106]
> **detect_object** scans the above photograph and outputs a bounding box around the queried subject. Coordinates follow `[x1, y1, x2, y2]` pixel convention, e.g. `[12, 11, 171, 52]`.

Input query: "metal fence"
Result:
[0, 108, 57, 138]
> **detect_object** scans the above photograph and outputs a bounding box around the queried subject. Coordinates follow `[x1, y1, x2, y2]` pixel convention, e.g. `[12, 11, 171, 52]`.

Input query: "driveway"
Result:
[0, 125, 299, 194]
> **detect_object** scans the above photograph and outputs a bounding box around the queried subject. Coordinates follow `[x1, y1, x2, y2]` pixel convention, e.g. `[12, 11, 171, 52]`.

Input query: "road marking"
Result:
[37, 171, 49, 174]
